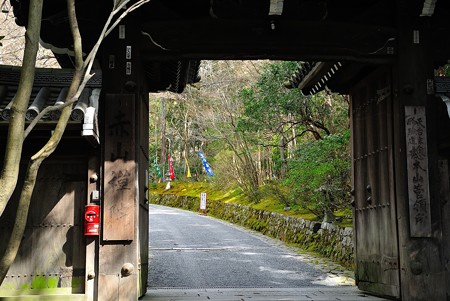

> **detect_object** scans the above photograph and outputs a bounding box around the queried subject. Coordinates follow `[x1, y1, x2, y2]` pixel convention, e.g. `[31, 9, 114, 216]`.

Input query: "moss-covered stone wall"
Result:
[150, 194, 354, 268]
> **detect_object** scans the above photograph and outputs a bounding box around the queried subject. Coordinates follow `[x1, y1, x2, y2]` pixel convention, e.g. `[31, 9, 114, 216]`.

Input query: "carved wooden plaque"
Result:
[103, 94, 135, 241]
[405, 106, 431, 237]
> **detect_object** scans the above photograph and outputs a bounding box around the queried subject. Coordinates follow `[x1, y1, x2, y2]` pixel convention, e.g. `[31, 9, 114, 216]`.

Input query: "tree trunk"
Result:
[279, 135, 287, 178]
[0, 0, 43, 217]
[290, 125, 297, 158]
[183, 112, 189, 174]
[257, 145, 263, 184]
[0, 0, 151, 287]
[0, 0, 83, 284]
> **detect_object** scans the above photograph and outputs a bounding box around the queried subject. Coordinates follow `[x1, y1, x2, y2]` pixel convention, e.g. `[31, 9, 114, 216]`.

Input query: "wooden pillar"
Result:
[438, 159, 450, 299]
[97, 10, 149, 301]
[393, 5, 447, 300]
[85, 156, 99, 301]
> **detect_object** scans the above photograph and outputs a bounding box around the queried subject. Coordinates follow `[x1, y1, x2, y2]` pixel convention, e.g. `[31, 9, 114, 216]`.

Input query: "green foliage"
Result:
[210, 149, 239, 190]
[263, 181, 291, 207]
[148, 60, 352, 224]
[285, 131, 351, 220]
[238, 61, 303, 134]
[238, 61, 348, 144]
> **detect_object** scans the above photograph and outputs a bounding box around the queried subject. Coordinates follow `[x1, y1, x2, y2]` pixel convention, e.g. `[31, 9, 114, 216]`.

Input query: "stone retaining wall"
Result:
[150, 194, 354, 268]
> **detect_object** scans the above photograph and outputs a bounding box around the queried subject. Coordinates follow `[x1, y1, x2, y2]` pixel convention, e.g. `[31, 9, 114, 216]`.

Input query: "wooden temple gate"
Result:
[351, 67, 400, 297]
[350, 64, 450, 299]
[1, 0, 450, 300]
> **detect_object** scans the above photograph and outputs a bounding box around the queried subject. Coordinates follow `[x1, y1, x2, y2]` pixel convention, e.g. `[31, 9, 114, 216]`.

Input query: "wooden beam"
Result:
[140, 20, 397, 62]
[297, 62, 328, 91]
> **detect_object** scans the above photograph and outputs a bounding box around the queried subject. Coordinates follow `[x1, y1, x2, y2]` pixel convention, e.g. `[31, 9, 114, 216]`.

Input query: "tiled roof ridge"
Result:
[0, 65, 102, 87]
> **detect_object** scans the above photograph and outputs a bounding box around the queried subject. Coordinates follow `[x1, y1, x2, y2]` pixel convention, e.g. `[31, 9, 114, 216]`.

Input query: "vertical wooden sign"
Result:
[405, 106, 431, 237]
[199, 192, 207, 215]
[103, 94, 135, 241]
[200, 192, 207, 210]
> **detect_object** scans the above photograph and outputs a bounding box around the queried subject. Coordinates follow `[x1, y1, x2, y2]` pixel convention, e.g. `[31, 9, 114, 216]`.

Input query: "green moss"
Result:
[48, 277, 58, 288]
[31, 276, 58, 289]
[249, 219, 268, 232]
[307, 242, 317, 252]
[2, 282, 14, 289]
[151, 182, 334, 223]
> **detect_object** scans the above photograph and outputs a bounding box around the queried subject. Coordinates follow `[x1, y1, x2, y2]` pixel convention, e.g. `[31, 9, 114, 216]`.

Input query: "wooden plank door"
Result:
[351, 67, 400, 298]
[0, 159, 86, 296]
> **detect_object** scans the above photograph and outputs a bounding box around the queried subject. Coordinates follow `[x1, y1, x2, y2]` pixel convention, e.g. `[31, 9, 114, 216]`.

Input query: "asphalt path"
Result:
[146, 204, 390, 300]
[148, 204, 351, 289]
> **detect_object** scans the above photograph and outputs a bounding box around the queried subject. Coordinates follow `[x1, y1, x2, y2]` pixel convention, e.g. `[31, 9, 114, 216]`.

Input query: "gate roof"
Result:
[8, 0, 450, 94]
[0, 65, 101, 144]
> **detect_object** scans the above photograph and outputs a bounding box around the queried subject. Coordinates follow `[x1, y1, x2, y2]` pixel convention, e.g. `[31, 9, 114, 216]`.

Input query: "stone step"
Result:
[142, 287, 390, 301]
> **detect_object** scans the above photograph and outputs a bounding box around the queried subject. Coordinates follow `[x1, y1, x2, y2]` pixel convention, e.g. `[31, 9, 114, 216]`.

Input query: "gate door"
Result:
[351, 67, 400, 298]
[0, 159, 86, 296]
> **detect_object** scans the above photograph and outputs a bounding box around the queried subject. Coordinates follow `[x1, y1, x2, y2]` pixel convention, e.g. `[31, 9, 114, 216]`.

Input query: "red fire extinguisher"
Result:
[84, 205, 100, 236]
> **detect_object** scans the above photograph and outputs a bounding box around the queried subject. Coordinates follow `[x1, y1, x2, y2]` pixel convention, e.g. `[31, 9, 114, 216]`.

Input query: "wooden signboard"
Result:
[199, 192, 207, 215]
[200, 192, 207, 210]
[103, 94, 135, 241]
[404, 106, 431, 237]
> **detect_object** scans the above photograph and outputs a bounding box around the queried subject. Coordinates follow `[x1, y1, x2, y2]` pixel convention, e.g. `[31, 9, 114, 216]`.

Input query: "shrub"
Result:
[285, 131, 351, 221]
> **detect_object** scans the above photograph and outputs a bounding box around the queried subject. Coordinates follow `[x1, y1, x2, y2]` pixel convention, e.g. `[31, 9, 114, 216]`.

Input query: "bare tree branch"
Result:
[0, 0, 45, 281]
[24, 0, 150, 136]
[0, 0, 43, 217]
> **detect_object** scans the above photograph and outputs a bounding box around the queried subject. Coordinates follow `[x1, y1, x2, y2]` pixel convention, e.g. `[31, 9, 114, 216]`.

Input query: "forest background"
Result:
[149, 60, 352, 225]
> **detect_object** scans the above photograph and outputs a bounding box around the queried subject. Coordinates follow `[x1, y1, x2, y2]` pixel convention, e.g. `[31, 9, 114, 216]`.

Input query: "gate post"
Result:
[96, 11, 149, 301]
[393, 6, 448, 300]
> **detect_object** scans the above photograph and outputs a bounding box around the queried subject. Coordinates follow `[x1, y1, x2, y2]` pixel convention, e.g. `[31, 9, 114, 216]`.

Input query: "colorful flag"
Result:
[153, 157, 162, 179]
[168, 154, 175, 180]
[198, 150, 214, 176]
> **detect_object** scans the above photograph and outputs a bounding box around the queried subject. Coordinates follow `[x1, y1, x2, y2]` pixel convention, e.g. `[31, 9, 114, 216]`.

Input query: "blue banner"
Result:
[198, 150, 214, 176]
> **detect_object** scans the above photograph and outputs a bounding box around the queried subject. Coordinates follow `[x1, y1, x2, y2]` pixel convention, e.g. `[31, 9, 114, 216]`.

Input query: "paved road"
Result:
[144, 204, 388, 300]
